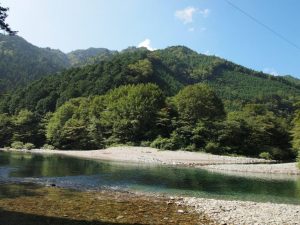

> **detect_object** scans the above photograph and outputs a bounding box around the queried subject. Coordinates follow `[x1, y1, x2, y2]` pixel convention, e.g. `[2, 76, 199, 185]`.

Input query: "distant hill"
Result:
[67, 48, 117, 67]
[1, 45, 299, 115]
[0, 34, 114, 93]
[282, 75, 300, 87]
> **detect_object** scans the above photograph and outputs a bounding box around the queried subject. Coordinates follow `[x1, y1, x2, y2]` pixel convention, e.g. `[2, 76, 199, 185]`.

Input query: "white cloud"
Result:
[175, 7, 197, 24]
[203, 50, 210, 55]
[263, 68, 279, 76]
[137, 38, 155, 51]
[188, 27, 195, 32]
[199, 9, 210, 18]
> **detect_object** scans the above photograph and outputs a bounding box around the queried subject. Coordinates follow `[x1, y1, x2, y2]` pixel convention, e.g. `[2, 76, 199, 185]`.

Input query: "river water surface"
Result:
[0, 151, 300, 204]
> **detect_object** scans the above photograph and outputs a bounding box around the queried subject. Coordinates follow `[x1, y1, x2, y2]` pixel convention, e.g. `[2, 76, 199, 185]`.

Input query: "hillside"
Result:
[0, 34, 114, 93]
[282, 75, 300, 86]
[1, 45, 299, 115]
[67, 48, 117, 67]
[0, 45, 299, 160]
[0, 34, 69, 93]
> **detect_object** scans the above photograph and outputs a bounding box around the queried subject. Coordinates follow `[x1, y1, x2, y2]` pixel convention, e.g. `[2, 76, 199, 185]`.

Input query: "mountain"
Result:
[67, 48, 117, 67]
[1, 45, 299, 116]
[0, 34, 114, 93]
[0, 43, 299, 160]
[282, 75, 300, 87]
[0, 34, 69, 93]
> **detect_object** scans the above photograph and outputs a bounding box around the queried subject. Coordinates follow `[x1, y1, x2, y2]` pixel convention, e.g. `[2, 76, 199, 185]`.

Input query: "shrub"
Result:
[184, 144, 197, 152]
[297, 151, 300, 169]
[140, 141, 151, 147]
[24, 143, 35, 150]
[204, 142, 222, 154]
[150, 136, 175, 150]
[259, 152, 272, 160]
[42, 144, 55, 150]
[268, 147, 292, 160]
[11, 141, 24, 149]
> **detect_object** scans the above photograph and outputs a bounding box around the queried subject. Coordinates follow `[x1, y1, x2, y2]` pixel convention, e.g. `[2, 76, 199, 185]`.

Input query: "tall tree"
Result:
[0, 4, 17, 35]
[173, 83, 225, 124]
[292, 110, 300, 152]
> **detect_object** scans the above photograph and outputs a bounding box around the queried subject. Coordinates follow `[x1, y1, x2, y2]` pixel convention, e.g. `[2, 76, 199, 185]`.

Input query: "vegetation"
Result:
[0, 34, 115, 94]
[292, 110, 300, 152]
[11, 141, 24, 149]
[0, 4, 16, 35]
[42, 144, 55, 150]
[24, 143, 35, 150]
[0, 43, 299, 161]
[291, 110, 300, 167]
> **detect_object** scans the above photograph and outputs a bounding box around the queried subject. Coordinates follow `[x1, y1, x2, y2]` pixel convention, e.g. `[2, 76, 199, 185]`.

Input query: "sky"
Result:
[2, 0, 300, 77]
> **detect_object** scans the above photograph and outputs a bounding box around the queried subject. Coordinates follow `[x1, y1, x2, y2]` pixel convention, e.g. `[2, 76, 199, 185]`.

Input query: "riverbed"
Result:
[0, 150, 300, 224]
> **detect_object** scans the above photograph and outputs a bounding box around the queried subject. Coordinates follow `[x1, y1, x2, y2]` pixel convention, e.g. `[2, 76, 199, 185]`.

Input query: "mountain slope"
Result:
[67, 48, 117, 67]
[0, 34, 70, 93]
[1, 46, 299, 115]
[0, 34, 114, 93]
[282, 75, 300, 87]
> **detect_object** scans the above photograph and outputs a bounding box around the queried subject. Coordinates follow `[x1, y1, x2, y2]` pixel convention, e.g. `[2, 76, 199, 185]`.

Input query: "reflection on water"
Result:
[0, 151, 300, 204]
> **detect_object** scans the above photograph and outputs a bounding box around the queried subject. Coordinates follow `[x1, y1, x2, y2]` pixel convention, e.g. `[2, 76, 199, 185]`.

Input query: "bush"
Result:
[259, 152, 272, 160]
[268, 147, 291, 160]
[42, 144, 55, 150]
[11, 141, 24, 149]
[24, 143, 35, 150]
[150, 136, 175, 150]
[204, 142, 222, 154]
[297, 151, 300, 169]
[140, 141, 151, 147]
[184, 144, 197, 152]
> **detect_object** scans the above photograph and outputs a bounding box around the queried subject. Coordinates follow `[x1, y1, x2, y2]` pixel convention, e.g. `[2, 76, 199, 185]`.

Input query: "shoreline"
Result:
[1, 147, 300, 224]
[1, 146, 299, 175]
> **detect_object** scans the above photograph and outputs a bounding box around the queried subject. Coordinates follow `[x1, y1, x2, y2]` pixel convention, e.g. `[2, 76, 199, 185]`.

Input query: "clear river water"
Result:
[0, 151, 300, 204]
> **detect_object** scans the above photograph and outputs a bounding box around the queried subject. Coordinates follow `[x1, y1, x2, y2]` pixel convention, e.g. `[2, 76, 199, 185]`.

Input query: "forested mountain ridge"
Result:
[0, 34, 114, 93]
[0, 38, 300, 162]
[0, 34, 69, 93]
[68, 48, 117, 67]
[1, 45, 299, 116]
[282, 75, 300, 87]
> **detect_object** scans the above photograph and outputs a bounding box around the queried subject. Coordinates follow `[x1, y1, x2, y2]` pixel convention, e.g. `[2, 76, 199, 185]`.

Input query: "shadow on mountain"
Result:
[0, 208, 144, 225]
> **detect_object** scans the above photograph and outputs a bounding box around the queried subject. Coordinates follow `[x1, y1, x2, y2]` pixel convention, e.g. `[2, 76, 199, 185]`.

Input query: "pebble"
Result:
[116, 215, 124, 220]
[183, 197, 300, 225]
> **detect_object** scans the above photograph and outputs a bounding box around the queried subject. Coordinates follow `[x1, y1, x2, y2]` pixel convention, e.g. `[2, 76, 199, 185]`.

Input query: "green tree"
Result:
[0, 113, 13, 147]
[229, 104, 294, 159]
[292, 110, 300, 159]
[0, 5, 17, 35]
[46, 98, 91, 149]
[173, 84, 225, 124]
[12, 109, 42, 145]
[101, 83, 165, 144]
[292, 110, 300, 168]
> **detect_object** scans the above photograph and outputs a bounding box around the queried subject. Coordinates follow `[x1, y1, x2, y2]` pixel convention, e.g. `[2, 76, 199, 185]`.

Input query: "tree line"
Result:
[1, 83, 299, 162]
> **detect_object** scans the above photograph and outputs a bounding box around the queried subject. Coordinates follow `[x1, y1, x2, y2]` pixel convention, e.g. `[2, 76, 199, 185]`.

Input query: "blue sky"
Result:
[2, 0, 300, 77]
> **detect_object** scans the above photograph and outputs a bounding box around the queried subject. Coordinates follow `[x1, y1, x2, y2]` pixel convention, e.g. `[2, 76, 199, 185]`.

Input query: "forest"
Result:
[0, 41, 300, 163]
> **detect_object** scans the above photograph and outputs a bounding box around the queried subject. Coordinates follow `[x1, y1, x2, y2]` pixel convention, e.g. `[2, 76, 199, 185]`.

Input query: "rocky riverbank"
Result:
[181, 196, 300, 225]
[200, 162, 300, 175]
